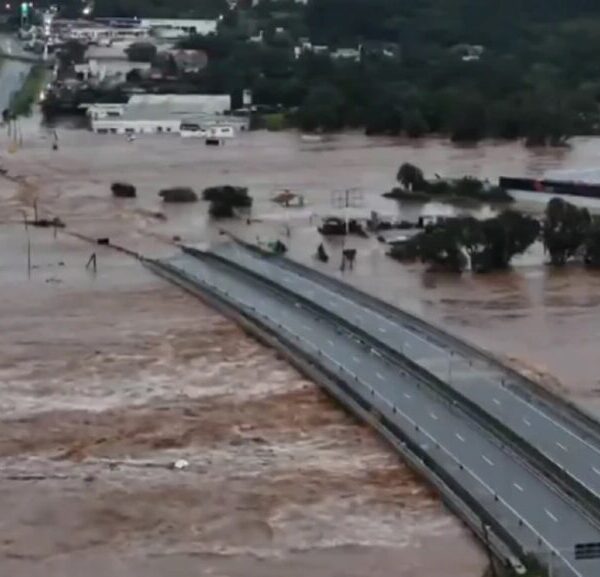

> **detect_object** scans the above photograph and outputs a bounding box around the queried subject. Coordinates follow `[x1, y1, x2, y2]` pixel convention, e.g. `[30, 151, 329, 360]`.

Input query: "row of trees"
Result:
[390, 212, 540, 273]
[391, 163, 512, 203]
[389, 197, 600, 273]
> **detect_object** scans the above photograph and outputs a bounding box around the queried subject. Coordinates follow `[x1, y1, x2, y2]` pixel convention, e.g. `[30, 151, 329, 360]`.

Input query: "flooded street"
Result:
[2, 127, 600, 575]
[0, 34, 33, 112]
[0, 59, 30, 112]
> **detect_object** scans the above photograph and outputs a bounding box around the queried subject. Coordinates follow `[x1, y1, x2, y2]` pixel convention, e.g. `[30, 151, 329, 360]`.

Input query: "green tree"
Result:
[397, 162, 426, 191]
[297, 83, 345, 131]
[543, 197, 591, 265]
[404, 109, 428, 138]
[413, 227, 467, 272]
[364, 88, 403, 135]
[448, 92, 487, 143]
[478, 210, 540, 270]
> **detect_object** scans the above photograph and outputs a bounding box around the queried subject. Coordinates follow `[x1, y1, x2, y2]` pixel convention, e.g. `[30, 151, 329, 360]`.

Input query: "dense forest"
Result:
[55, 0, 600, 141]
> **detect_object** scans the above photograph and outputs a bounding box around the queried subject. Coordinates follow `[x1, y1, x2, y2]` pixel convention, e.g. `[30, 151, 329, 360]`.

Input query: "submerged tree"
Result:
[475, 210, 540, 271]
[398, 211, 539, 273]
[412, 226, 467, 272]
[396, 162, 426, 191]
[543, 197, 591, 265]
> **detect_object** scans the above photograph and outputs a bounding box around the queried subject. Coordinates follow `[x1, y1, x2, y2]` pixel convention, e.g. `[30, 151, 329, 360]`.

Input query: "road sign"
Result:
[574, 542, 600, 560]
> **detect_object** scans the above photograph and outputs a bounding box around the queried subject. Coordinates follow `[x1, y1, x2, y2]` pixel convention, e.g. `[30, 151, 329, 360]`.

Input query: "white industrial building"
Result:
[140, 18, 218, 38]
[74, 59, 151, 81]
[56, 18, 217, 44]
[88, 94, 249, 135]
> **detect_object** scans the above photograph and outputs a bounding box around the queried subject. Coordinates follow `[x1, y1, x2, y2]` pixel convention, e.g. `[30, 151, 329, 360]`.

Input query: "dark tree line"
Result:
[32, 0, 600, 141]
[160, 0, 600, 142]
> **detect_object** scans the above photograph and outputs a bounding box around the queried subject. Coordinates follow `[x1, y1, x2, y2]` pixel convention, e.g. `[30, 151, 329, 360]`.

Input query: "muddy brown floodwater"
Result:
[2, 125, 600, 576]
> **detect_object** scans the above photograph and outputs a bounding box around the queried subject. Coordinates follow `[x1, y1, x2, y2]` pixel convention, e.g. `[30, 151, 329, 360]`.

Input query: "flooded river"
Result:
[3, 125, 600, 576]
[2, 128, 600, 411]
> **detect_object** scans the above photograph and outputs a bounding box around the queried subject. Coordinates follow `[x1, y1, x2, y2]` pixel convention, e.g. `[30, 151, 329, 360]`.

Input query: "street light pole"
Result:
[20, 209, 31, 278]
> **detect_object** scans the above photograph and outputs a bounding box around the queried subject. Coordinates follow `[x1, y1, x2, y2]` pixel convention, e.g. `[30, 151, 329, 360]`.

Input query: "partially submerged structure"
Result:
[88, 94, 249, 135]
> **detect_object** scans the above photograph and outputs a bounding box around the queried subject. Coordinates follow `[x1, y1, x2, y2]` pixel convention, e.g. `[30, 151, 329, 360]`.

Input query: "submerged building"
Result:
[88, 94, 249, 135]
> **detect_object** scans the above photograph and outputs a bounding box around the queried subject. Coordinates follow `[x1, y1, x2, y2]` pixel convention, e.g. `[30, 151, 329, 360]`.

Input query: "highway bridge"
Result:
[146, 242, 600, 577]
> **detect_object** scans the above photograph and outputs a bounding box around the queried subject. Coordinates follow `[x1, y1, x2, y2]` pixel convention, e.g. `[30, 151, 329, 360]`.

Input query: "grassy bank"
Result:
[8, 64, 46, 117]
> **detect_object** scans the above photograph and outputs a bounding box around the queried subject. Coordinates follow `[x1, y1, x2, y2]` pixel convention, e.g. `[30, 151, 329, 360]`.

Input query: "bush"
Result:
[209, 200, 235, 218]
[111, 182, 136, 198]
[159, 187, 198, 203]
[425, 180, 453, 196]
[202, 185, 252, 207]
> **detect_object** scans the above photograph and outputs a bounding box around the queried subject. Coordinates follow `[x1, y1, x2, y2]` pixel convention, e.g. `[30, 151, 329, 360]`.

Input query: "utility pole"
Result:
[20, 209, 31, 278]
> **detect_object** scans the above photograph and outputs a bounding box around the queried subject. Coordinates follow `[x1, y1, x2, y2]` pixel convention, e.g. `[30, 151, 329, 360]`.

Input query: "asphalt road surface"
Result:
[210, 243, 600, 512]
[160, 251, 600, 577]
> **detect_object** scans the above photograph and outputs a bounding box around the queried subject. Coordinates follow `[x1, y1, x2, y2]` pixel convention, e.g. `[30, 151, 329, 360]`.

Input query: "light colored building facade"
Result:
[88, 94, 249, 135]
[140, 18, 218, 38]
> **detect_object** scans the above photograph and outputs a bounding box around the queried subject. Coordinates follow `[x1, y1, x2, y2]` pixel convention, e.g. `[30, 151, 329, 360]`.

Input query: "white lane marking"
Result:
[327, 340, 334, 347]
[430, 412, 438, 420]
[352, 356, 360, 363]
[545, 509, 558, 523]
[325, 283, 600, 462]
[456, 433, 465, 442]
[404, 393, 412, 399]
[482, 455, 494, 466]
[376, 372, 385, 381]
[270, 262, 600, 469]
[593, 466, 600, 476]
[370, 348, 382, 358]
[556, 442, 568, 452]
[492, 398, 501, 406]
[303, 325, 312, 332]
[274, 277, 600, 466]
[294, 302, 302, 308]
[513, 483, 524, 492]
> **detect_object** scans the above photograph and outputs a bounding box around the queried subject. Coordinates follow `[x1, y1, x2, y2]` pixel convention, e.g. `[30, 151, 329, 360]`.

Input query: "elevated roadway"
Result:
[148, 248, 600, 577]
[206, 242, 600, 517]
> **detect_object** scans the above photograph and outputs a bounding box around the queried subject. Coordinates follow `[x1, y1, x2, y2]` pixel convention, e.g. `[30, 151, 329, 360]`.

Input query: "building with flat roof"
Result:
[88, 93, 248, 135]
[140, 18, 218, 38]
